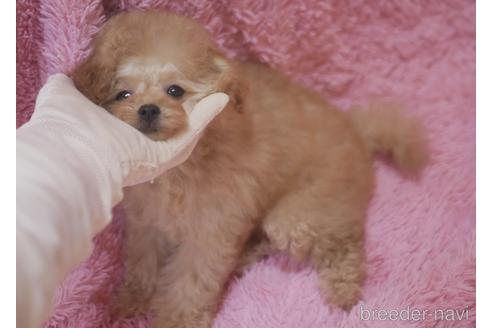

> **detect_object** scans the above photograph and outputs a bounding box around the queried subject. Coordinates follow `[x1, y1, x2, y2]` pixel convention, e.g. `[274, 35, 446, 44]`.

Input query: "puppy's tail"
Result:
[348, 103, 429, 175]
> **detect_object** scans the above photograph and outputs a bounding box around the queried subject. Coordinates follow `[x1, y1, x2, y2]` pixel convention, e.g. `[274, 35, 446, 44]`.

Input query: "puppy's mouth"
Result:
[136, 122, 173, 141]
[137, 120, 162, 134]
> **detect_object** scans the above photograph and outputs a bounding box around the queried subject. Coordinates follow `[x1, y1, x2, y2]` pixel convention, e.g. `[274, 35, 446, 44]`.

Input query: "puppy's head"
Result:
[73, 11, 242, 140]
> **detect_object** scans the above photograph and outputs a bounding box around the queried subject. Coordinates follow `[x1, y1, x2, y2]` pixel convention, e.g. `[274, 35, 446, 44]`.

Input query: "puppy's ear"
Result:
[71, 15, 130, 105]
[72, 52, 116, 105]
[213, 56, 247, 113]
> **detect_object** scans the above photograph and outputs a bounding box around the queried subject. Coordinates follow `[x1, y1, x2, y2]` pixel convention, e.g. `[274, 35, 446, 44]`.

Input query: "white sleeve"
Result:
[16, 120, 117, 328]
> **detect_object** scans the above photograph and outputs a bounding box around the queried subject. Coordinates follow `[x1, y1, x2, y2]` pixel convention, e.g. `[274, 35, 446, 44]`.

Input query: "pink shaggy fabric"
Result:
[17, 0, 475, 327]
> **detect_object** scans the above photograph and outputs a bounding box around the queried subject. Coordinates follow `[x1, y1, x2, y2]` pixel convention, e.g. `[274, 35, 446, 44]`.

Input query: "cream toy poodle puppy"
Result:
[73, 10, 427, 328]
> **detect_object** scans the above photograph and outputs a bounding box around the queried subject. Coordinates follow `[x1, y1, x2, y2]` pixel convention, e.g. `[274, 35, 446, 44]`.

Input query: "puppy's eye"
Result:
[167, 85, 185, 98]
[115, 90, 132, 101]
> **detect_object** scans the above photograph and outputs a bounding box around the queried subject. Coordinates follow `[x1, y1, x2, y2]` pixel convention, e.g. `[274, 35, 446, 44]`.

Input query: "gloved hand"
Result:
[16, 74, 228, 328]
[31, 73, 229, 188]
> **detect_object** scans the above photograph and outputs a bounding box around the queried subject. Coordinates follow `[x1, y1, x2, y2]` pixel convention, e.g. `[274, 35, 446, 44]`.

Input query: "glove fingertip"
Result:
[187, 93, 229, 130]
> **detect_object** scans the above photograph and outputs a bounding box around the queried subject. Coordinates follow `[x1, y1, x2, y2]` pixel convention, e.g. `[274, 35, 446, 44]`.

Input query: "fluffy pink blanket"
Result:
[17, 1, 475, 327]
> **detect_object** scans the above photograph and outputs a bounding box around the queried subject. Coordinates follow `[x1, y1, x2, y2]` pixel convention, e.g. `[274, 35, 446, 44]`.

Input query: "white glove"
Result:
[32, 74, 229, 187]
[16, 74, 228, 328]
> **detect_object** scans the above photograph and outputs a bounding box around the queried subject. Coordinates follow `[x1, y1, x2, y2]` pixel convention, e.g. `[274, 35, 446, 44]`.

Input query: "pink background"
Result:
[17, 0, 475, 327]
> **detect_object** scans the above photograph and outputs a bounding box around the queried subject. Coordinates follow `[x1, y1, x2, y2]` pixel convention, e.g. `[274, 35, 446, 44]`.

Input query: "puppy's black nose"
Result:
[138, 104, 161, 122]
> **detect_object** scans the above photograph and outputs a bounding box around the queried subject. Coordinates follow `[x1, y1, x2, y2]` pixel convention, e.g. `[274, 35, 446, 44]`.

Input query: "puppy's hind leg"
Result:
[312, 231, 366, 310]
[261, 180, 369, 310]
